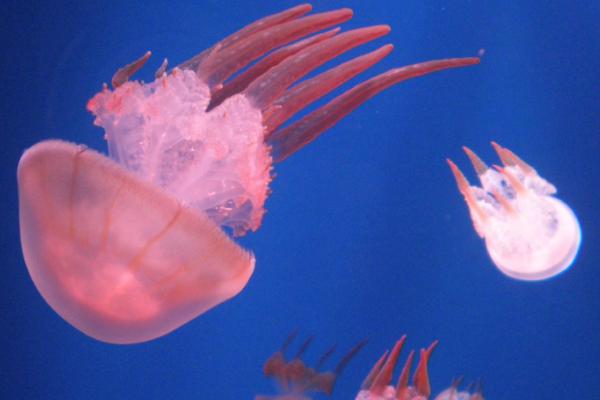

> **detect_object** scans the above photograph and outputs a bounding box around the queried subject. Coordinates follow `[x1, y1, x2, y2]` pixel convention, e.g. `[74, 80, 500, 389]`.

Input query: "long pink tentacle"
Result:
[269, 57, 480, 162]
[192, 8, 353, 88]
[207, 28, 340, 110]
[244, 25, 391, 110]
[263, 44, 394, 136]
[178, 4, 313, 71]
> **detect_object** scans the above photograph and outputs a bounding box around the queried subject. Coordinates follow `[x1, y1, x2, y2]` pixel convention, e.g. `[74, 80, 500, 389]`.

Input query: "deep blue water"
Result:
[2, 1, 599, 399]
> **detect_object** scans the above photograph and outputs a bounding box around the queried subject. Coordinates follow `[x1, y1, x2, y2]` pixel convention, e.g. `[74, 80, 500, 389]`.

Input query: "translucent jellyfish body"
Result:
[447, 142, 581, 281]
[17, 4, 479, 343]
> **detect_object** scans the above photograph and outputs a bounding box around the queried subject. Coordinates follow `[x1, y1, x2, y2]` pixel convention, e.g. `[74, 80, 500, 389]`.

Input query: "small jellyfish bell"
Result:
[447, 142, 581, 281]
[18, 4, 479, 344]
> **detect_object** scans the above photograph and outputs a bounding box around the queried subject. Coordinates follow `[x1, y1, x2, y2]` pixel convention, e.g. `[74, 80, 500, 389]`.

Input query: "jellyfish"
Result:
[17, 3, 480, 344]
[256, 331, 366, 399]
[258, 334, 484, 400]
[447, 142, 581, 281]
[356, 337, 483, 400]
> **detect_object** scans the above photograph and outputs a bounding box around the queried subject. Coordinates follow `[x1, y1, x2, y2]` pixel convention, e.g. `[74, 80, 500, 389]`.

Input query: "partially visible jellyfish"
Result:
[256, 331, 366, 400]
[258, 335, 484, 400]
[356, 337, 483, 400]
[434, 378, 484, 400]
[447, 142, 581, 281]
[17, 4, 480, 343]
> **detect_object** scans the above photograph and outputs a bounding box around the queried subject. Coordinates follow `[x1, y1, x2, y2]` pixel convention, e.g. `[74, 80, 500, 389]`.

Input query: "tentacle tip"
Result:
[446, 158, 458, 170]
[298, 3, 313, 12]
[336, 7, 354, 19]
[378, 24, 392, 35]
[382, 43, 394, 52]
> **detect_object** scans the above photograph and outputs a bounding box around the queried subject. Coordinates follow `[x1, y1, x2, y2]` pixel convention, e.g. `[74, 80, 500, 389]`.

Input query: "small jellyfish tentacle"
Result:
[462, 146, 488, 177]
[179, 4, 313, 72]
[263, 44, 394, 137]
[314, 339, 367, 395]
[315, 343, 337, 370]
[154, 58, 169, 78]
[111, 51, 152, 88]
[335, 338, 368, 375]
[395, 349, 415, 398]
[244, 25, 391, 111]
[490, 141, 535, 174]
[446, 158, 487, 234]
[412, 340, 438, 397]
[370, 336, 407, 395]
[208, 27, 341, 110]
[492, 165, 526, 195]
[269, 57, 480, 162]
[295, 335, 315, 359]
[361, 350, 389, 390]
[190, 8, 354, 88]
[490, 186, 516, 215]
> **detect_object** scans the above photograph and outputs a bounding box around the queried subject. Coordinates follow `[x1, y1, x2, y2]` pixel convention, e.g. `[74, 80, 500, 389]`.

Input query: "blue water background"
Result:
[2, 1, 599, 399]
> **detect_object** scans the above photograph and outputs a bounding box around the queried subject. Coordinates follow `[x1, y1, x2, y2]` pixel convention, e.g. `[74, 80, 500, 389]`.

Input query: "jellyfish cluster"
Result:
[16, 2, 582, 398]
[258, 334, 483, 400]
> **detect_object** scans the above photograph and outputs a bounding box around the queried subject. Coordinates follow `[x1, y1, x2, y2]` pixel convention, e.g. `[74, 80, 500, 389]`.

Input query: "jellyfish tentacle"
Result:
[294, 335, 314, 359]
[179, 4, 313, 72]
[154, 58, 169, 78]
[315, 344, 337, 370]
[208, 28, 341, 110]
[462, 146, 488, 176]
[492, 164, 526, 194]
[395, 350, 415, 398]
[447, 158, 488, 234]
[412, 340, 438, 397]
[491, 141, 535, 174]
[245, 25, 391, 110]
[281, 329, 300, 352]
[191, 8, 354, 88]
[263, 44, 394, 136]
[335, 338, 368, 375]
[370, 336, 407, 395]
[360, 350, 388, 390]
[491, 186, 516, 215]
[269, 57, 480, 162]
[112, 51, 152, 88]
[313, 339, 367, 395]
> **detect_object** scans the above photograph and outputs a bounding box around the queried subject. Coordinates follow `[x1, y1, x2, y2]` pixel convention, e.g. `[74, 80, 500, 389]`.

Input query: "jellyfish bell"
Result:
[18, 140, 255, 344]
[18, 3, 479, 344]
[448, 142, 582, 281]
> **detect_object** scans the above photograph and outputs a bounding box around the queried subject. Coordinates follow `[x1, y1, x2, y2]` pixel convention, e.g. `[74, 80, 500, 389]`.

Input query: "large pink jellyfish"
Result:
[257, 334, 483, 400]
[17, 4, 479, 344]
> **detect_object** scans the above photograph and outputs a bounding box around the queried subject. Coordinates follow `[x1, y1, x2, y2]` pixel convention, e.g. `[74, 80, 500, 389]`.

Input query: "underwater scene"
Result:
[2, 1, 600, 399]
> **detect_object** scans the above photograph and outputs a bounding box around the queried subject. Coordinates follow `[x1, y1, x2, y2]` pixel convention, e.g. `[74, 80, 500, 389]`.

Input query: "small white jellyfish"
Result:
[447, 142, 581, 281]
